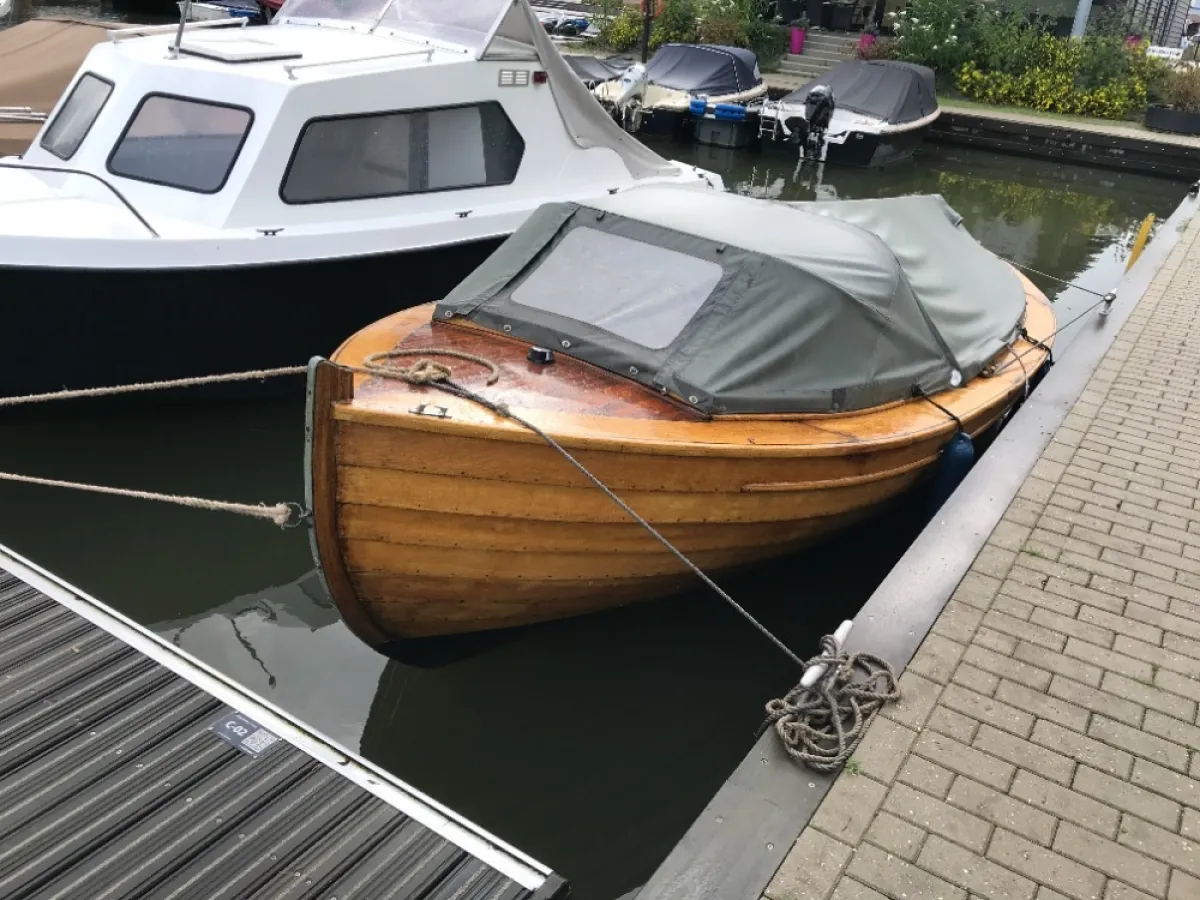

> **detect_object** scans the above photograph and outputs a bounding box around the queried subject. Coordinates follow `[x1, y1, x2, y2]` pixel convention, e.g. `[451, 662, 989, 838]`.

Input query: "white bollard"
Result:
[799, 619, 853, 689]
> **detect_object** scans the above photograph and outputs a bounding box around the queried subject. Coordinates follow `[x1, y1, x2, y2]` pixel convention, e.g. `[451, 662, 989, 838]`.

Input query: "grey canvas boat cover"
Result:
[434, 188, 1027, 415]
[646, 44, 762, 95]
[563, 54, 634, 87]
[784, 60, 937, 124]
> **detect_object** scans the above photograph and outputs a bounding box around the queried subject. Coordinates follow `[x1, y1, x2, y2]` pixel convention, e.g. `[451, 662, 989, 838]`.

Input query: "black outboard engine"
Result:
[803, 84, 836, 161]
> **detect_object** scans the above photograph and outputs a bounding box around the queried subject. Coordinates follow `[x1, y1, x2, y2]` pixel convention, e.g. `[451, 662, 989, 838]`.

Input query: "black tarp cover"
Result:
[562, 53, 633, 86]
[784, 60, 937, 124]
[645, 43, 761, 95]
[434, 188, 1028, 415]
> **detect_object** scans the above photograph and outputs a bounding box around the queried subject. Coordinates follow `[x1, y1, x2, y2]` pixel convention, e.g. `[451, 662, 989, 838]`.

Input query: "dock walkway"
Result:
[0, 547, 566, 900]
[763, 210, 1200, 897]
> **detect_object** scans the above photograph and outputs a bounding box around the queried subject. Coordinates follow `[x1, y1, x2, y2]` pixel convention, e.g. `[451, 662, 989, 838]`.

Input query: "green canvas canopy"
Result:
[434, 188, 1028, 414]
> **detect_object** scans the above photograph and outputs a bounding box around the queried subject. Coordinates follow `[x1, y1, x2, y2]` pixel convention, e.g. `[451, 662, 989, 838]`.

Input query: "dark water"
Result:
[0, 64, 1185, 896]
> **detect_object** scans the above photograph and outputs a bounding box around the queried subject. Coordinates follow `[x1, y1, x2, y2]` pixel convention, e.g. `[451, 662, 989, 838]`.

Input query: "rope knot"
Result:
[403, 359, 453, 384]
[761, 634, 900, 773]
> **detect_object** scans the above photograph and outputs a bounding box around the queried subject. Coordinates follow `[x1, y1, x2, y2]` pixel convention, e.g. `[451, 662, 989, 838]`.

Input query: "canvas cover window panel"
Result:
[511, 227, 723, 350]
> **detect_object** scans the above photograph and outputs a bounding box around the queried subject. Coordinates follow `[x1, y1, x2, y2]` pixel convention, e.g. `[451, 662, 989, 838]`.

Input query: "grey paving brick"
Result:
[976, 627, 1019, 655]
[935, 601, 988, 645]
[942, 684, 1034, 738]
[1064, 638, 1155, 681]
[1010, 769, 1118, 837]
[909, 633, 969, 685]
[1164, 630, 1200, 661]
[1168, 870, 1200, 900]
[928, 706, 983, 744]
[965, 645, 1053, 691]
[954, 664, 1003, 697]
[898, 755, 957, 800]
[1074, 765, 1180, 831]
[1053, 822, 1169, 896]
[1103, 882, 1158, 900]
[1102, 672, 1196, 721]
[1143, 709, 1200, 750]
[999, 679, 1093, 732]
[1077, 606, 1162, 645]
[852, 716, 918, 785]
[1183, 806, 1199, 840]
[994, 594, 1037, 621]
[863, 811, 925, 862]
[881, 670, 942, 731]
[913, 731, 1016, 792]
[1124, 601, 1200, 641]
[918, 834, 1036, 900]
[1030, 720, 1133, 778]
[1013, 642, 1103, 688]
[987, 830, 1105, 900]
[1117, 815, 1200, 879]
[882, 782, 991, 854]
[948, 776, 1055, 847]
[1090, 716, 1189, 772]
[1000, 579, 1080, 618]
[973, 725, 1074, 786]
[810, 774, 888, 846]
[1114, 634, 1200, 679]
[1047, 676, 1144, 727]
[765, 828, 854, 900]
[845, 842, 967, 900]
[1031, 608, 1116, 647]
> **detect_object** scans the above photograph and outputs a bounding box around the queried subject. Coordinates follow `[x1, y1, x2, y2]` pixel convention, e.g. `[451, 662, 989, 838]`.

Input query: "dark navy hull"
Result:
[0, 238, 504, 400]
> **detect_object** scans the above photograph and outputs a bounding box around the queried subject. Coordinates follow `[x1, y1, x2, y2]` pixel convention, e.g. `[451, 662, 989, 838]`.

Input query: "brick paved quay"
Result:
[763, 216, 1200, 900]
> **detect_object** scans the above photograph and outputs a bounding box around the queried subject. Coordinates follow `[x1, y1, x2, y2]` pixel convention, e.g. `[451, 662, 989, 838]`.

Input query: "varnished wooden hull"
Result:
[309, 275, 1055, 642]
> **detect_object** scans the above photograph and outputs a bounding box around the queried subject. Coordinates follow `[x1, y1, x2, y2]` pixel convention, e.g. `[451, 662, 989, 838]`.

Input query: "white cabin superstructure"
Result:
[0, 0, 721, 396]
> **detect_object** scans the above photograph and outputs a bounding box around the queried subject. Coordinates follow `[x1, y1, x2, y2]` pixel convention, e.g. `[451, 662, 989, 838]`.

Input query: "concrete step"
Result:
[792, 47, 853, 63]
[802, 29, 859, 45]
[776, 60, 835, 78]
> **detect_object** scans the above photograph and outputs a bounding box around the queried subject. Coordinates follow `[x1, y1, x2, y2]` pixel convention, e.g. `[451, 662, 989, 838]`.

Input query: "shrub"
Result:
[598, 6, 645, 51]
[651, 0, 700, 50]
[889, 0, 969, 72]
[745, 18, 788, 70]
[966, 1, 1044, 77]
[1164, 66, 1200, 112]
[696, 14, 747, 46]
[857, 36, 897, 60]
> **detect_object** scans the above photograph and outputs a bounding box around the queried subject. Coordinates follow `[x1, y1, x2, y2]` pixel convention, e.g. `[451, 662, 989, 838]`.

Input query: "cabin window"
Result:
[511, 227, 723, 350]
[107, 94, 253, 194]
[280, 102, 524, 204]
[40, 74, 114, 161]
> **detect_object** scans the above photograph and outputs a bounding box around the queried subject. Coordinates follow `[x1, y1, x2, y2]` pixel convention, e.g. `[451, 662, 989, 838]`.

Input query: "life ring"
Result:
[640, 0, 664, 19]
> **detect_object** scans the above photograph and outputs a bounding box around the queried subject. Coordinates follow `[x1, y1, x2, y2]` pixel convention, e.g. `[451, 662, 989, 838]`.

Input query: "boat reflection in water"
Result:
[155, 569, 387, 750]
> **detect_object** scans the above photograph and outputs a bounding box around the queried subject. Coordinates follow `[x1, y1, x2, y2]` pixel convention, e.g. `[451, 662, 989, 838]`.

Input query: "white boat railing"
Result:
[0, 162, 159, 237]
[0, 107, 47, 124]
[109, 16, 249, 41]
[282, 48, 434, 79]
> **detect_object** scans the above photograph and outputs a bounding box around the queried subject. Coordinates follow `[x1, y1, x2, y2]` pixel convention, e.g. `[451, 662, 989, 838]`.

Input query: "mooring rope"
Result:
[0, 471, 302, 525]
[760, 633, 900, 772]
[0, 366, 307, 407]
[987, 292, 1111, 378]
[1000, 257, 1108, 299]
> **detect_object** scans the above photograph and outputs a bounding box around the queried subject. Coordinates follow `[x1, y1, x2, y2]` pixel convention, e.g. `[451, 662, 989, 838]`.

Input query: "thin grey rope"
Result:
[1000, 257, 1107, 299]
[353, 359, 805, 668]
[760, 633, 899, 772]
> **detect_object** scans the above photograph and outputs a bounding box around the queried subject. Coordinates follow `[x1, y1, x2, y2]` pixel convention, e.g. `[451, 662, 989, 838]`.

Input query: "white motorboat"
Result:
[759, 59, 940, 166]
[594, 42, 766, 137]
[0, 0, 720, 396]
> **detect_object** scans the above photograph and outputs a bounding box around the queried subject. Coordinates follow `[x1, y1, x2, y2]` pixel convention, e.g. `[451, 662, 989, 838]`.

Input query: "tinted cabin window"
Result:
[281, 102, 524, 204]
[40, 74, 114, 161]
[511, 227, 724, 350]
[108, 94, 253, 193]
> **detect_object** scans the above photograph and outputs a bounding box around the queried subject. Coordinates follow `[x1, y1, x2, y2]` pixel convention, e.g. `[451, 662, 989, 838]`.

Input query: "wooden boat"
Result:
[306, 189, 1055, 645]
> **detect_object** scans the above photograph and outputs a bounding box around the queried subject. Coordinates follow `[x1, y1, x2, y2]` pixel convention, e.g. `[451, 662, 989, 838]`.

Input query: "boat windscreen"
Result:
[275, 0, 510, 50]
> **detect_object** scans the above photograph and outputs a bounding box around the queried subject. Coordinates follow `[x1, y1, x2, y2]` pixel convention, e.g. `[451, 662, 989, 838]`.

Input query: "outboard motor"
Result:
[610, 63, 650, 132]
[802, 84, 836, 161]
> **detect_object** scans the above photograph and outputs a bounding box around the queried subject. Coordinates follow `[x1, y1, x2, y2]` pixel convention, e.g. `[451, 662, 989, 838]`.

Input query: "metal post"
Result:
[640, 2, 653, 63]
[1070, 0, 1093, 37]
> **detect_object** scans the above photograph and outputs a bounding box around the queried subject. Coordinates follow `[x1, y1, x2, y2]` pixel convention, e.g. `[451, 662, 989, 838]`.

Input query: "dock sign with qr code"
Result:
[212, 712, 283, 758]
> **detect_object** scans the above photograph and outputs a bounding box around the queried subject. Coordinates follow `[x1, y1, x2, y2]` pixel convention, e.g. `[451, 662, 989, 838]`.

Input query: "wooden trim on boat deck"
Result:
[305, 359, 391, 649]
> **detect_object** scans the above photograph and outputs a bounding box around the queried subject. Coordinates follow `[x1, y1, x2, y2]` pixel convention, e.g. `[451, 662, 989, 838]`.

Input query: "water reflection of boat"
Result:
[157, 569, 387, 749]
[308, 187, 1055, 643]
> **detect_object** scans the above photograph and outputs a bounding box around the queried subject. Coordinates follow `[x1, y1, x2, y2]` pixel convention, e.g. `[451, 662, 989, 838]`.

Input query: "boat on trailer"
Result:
[305, 189, 1055, 645]
[594, 43, 766, 138]
[759, 59, 939, 166]
[0, 0, 719, 397]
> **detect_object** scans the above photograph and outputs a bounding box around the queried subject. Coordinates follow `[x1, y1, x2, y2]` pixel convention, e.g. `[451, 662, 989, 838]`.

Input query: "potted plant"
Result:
[1146, 66, 1200, 135]
[829, 0, 854, 32]
[790, 13, 810, 53]
[858, 21, 878, 50]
